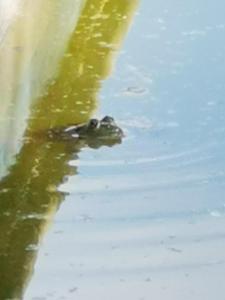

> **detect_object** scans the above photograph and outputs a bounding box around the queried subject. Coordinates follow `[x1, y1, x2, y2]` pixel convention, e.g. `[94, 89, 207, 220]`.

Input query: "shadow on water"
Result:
[0, 0, 139, 299]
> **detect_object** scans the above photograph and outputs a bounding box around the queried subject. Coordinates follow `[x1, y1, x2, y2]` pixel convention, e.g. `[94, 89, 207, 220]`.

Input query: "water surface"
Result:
[1, 0, 225, 299]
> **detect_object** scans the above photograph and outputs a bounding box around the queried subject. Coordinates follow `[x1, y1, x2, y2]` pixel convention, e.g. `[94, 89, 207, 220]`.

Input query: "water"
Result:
[1, 1, 225, 299]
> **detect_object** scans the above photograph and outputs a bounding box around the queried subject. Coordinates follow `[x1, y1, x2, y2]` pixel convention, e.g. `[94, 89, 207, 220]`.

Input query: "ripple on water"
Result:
[24, 1, 225, 298]
[66, 135, 224, 195]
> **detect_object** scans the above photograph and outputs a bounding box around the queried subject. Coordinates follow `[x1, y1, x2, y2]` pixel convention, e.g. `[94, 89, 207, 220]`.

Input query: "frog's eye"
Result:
[89, 119, 99, 129]
[101, 116, 114, 123]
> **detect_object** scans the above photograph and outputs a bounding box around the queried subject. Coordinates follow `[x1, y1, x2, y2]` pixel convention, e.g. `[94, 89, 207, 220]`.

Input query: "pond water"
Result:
[0, 0, 225, 299]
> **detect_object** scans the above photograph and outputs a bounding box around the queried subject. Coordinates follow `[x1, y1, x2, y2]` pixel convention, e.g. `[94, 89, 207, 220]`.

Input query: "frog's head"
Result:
[82, 116, 124, 148]
[47, 116, 124, 149]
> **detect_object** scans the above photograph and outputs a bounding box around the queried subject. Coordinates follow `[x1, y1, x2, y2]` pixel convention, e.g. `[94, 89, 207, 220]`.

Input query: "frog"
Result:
[47, 116, 124, 148]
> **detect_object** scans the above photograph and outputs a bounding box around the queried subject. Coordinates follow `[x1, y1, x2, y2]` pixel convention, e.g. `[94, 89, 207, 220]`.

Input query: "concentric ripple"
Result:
[25, 0, 225, 299]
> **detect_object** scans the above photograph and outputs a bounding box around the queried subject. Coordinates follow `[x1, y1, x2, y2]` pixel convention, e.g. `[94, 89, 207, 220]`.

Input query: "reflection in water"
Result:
[0, 119, 122, 300]
[29, 0, 139, 130]
[0, 0, 138, 299]
[23, 0, 225, 299]
[0, 0, 85, 179]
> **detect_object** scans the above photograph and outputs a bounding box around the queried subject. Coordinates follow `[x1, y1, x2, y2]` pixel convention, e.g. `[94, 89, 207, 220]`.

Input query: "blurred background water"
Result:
[0, 0, 225, 299]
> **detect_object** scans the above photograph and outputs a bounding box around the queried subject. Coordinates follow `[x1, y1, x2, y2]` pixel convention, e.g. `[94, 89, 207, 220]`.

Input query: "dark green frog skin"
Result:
[47, 116, 124, 148]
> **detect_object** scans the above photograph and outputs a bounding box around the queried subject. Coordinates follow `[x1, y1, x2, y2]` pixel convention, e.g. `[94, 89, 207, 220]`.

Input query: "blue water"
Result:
[1, 0, 225, 299]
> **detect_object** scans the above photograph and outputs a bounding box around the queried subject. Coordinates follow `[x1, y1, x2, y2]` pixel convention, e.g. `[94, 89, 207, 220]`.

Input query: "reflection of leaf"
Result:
[29, 0, 140, 131]
[0, 0, 85, 181]
[0, 0, 139, 299]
